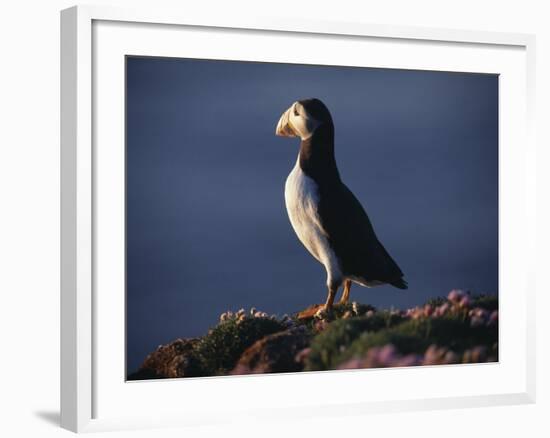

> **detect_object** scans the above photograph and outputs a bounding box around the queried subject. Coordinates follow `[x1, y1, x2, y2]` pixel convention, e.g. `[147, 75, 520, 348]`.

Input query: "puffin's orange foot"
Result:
[314, 305, 334, 320]
[297, 304, 325, 320]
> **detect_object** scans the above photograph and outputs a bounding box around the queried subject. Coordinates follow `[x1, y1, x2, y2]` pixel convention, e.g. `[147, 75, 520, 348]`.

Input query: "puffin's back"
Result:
[317, 181, 407, 288]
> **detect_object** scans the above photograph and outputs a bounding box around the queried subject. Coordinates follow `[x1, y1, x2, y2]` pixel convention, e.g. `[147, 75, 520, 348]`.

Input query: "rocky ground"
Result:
[128, 289, 498, 380]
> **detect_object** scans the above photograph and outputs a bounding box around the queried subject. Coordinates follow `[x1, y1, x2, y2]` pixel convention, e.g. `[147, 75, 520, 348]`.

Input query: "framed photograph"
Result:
[61, 5, 536, 433]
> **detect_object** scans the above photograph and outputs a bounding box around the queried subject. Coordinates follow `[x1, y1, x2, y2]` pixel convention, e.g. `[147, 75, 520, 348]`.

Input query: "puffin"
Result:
[275, 98, 407, 314]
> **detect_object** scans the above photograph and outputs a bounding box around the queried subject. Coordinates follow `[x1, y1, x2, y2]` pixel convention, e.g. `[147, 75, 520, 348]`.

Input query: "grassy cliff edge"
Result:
[128, 290, 498, 380]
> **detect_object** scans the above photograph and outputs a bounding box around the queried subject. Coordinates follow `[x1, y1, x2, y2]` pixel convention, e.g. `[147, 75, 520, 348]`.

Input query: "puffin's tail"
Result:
[390, 278, 408, 290]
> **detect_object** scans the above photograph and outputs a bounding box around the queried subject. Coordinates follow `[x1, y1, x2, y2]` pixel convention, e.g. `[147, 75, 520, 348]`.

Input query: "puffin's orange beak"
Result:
[275, 107, 297, 137]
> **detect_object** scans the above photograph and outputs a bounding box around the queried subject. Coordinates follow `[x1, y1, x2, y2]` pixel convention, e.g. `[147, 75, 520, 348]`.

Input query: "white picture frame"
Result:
[60, 4, 536, 433]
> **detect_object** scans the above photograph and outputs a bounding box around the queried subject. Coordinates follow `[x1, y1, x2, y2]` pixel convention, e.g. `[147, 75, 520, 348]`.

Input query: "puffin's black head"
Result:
[275, 98, 333, 140]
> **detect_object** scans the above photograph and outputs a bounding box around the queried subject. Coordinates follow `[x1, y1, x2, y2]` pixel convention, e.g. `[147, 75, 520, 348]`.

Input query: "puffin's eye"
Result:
[293, 107, 300, 116]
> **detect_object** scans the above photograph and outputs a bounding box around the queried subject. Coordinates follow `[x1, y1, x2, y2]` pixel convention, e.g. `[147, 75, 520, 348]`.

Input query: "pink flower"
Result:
[458, 296, 471, 308]
[469, 308, 488, 320]
[378, 345, 398, 364]
[394, 355, 422, 367]
[434, 302, 450, 317]
[337, 358, 364, 370]
[444, 351, 459, 364]
[340, 344, 425, 369]
[405, 306, 425, 319]
[294, 347, 311, 363]
[462, 346, 487, 363]
[422, 345, 460, 365]
[231, 364, 253, 375]
[448, 289, 466, 303]
[219, 311, 233, 322]
[423, 345, 443, 364]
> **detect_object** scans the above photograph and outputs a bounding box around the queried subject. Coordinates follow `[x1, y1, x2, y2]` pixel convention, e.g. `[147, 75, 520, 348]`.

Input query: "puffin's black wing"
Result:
[317, 181, 407, 288]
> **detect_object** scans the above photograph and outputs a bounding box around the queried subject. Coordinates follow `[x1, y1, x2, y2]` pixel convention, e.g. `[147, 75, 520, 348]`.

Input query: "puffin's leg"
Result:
[339, 279, 352, 304]
[323, 286, 337, 313]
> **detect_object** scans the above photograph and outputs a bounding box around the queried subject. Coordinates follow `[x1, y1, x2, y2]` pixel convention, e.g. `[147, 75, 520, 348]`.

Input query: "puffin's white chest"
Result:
[284, 160, 341, 283]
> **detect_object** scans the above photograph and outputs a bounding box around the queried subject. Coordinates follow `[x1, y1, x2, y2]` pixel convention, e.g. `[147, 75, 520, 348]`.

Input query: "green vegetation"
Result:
[322, 316, 497, 370]
[305, 311, 406, 370]
[193, 316, 286, 375]
[129, 290, 499, 380]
